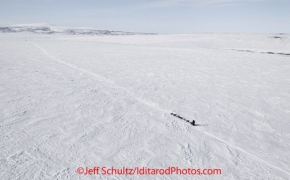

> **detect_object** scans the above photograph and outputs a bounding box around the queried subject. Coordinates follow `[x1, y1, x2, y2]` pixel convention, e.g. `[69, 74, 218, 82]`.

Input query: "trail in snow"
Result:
[202, 131, 290, 176]
[31, 41, 290, 176]
[30, 41, 169, 114]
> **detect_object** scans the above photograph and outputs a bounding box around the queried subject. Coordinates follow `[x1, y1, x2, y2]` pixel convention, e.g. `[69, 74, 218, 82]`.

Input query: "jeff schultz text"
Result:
[77, 166, 222, 175]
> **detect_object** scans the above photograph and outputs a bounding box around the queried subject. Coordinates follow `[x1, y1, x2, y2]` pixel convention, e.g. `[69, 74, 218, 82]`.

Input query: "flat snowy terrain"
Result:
[1, 32, 290, 179]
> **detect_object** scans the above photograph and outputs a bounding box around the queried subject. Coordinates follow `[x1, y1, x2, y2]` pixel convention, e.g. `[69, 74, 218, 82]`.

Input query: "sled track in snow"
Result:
[30, 41, 290, 177]
[202, 131, 290, 176]
[30, 41, 169, 114]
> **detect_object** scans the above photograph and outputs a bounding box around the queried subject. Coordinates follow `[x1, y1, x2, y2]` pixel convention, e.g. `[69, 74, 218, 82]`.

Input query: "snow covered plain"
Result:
[1, 32, 290, 179]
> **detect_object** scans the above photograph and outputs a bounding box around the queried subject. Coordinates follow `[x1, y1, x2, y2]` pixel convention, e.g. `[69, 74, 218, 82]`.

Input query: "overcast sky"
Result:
[1, 0, 289, 33]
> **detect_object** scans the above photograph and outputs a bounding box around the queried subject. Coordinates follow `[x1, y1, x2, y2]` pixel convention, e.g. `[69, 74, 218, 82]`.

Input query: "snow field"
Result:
[1, 33, 290, 179]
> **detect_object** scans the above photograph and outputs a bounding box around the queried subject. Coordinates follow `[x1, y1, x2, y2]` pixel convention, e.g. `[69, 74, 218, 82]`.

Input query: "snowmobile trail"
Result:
[201, 131, 290, 176]
[30, 41, 169, 114]
[31, 41, 290, 177]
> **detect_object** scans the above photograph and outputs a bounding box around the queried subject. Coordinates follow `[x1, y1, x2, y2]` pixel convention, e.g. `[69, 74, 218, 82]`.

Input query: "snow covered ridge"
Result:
[0, 26, 156, 35]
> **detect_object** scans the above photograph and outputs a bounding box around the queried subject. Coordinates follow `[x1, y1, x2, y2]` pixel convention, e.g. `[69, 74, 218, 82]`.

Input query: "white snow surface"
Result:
[1, 33, 290, 179]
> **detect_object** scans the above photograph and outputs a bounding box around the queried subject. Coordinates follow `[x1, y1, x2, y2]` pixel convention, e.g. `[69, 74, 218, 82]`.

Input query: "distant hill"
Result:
[0, 25, 156, 35]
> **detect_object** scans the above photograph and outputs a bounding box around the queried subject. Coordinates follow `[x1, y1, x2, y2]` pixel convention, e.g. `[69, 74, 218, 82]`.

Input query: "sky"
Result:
[0, 0, 290, 33]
